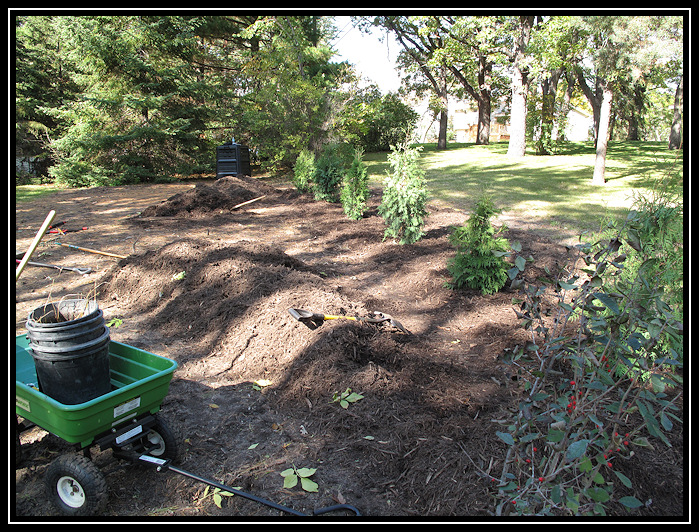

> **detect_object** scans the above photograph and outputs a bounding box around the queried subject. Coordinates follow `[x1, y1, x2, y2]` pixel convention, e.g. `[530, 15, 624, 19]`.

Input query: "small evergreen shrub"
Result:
[340, 149, 370, 220]
[292, 149, 316, 193]
[447, 195, 511, 295]
[378, 144, 429, 245]
[313, 143, 354, 203]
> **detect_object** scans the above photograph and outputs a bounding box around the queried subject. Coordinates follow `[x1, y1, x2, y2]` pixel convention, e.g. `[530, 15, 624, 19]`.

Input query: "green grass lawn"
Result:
[365, 140, 683, 237]
[14, 182, 68, 202]
[16, 141, 682, 241]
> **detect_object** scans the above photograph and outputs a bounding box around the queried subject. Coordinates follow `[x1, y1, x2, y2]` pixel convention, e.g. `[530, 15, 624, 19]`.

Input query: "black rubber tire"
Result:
[45, 453, 108, 516]
[143, 413, 183, 463]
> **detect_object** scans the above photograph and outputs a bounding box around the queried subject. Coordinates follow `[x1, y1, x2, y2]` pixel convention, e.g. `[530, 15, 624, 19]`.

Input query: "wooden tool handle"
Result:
[16, 210, 56, 281]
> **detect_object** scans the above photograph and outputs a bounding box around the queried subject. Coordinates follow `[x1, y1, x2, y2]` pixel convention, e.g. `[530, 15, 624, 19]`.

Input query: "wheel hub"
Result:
[56, 476, 86, 508]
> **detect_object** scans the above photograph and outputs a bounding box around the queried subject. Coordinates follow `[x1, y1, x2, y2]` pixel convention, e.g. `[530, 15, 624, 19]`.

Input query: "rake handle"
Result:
[16, 210, 56, 281]
[57, 242, 126, 259]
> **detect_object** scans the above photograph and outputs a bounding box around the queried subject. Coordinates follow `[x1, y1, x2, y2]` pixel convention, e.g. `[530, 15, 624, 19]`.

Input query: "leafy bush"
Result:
[447, 196, 513, 294]
[292, 149, 316, 193]
[485, 223, 683, 516]
[340, 149, 370, 220]
[312, 143, 354, 203]
[358, 93, 419, 152]
[590, 170, 684, 366]
[378, 144, 429, 245]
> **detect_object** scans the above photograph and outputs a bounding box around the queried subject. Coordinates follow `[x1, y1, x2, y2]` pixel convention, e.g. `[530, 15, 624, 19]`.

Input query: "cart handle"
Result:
[138, 455, 361, 517]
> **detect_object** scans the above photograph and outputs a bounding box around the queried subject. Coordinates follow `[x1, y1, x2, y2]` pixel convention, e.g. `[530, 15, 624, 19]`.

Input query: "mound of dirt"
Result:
[139, 176, 288, 217]
[15, 175, 685, 519]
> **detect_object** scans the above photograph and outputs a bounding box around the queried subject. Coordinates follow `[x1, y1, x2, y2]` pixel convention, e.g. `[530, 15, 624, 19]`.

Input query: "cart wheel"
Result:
[45, 453, 108, 516]
[143, 413, 183, 463]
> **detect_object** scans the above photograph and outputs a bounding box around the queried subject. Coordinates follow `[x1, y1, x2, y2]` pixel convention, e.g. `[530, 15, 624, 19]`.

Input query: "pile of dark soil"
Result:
[139, 176, 291, 217]
[14, 175, 685, 520]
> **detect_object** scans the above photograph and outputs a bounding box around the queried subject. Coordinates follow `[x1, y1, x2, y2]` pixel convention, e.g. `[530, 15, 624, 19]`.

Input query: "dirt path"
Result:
[14, 177, 684, 519]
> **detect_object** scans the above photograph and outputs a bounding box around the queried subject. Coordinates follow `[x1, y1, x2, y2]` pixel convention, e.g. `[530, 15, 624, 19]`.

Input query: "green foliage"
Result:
[312, 143, 355, 202]
[590, 168, 684, 367]
[293, 149, 316, 193]
[447, 196, 512, 294]
[280, 466, 319, 492]
[332, 388, 364, 409]
[489, 220, 683, 516]
[340, 149, 370, 220]
[378, 144, 429, 245]
[358, 93, 419, 152]
[196, 485, 236, 509]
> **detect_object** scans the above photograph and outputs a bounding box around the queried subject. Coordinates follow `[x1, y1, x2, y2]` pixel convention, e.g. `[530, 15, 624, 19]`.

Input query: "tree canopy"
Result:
[15, 13, 684, 187]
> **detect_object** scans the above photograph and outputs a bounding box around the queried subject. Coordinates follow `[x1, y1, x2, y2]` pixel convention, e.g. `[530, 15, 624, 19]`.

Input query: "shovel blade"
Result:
[288, 308, 325, 329]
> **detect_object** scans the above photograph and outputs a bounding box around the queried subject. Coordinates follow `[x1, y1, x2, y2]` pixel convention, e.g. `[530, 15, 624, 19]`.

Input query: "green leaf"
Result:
[300, 477, 319, 492]
[587, 486, 610, 502]
[593, 293, 620, 315]
[566, 439, 589, 461]
[547, 429, 565, 443]
[618, 496, 643, 509]
[496, 431, 515, 446]
[558, 280, 578, 290]
[578, 457, 594, 473]
[614, 471, 633, 489]
[345, 392, 364, 403]
[296, 467, 316, 478]
[515, 255, 526, 271]
[283, 473, 298, 489]
[280, 468, 295, 477]
[660, 411, 673, 431]
[106, 317, 123, 328]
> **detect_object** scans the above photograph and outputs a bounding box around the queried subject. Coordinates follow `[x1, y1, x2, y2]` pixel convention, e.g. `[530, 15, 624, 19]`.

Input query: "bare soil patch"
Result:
[14, 176, 684, 520]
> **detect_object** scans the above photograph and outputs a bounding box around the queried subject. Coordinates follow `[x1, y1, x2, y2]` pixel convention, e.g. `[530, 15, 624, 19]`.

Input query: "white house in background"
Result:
[413, 97, 594, 144]
[557, 106, 594, 142]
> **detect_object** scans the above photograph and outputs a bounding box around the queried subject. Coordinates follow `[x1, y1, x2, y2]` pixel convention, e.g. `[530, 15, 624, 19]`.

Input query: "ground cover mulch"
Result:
[14, 176, 684, 520]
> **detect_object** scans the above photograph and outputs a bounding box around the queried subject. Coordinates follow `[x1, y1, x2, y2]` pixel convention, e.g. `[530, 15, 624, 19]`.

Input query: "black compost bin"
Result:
[216, 139, 251, 178]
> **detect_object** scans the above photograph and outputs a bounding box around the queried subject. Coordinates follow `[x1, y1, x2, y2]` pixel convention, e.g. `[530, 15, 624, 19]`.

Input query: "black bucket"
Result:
[27, 299, 101, 326]
[27, 308, 105, 349]
[26, 299, 111, 404]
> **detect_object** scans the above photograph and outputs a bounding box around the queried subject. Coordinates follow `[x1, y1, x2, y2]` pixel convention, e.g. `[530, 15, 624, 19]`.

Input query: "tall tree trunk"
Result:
[450, 55, 492, 145]
[592, 82, 613, 186]
[437, 108, 448, 149]
[626, 79, 646, 141]
[536, 70, 560, 155]
[668, 74, 683, 149]
[437, 71, 449, 150]
[477, 96, 491, 145]
[476, 56, 491, 145]
[576, 70, 603, 145]
[508, 67, 528, 158]
[507, 15, 534, 159]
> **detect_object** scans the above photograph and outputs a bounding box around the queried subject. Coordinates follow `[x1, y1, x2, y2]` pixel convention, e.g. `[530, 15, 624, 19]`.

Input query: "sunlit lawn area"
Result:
[365, 140, 683, 237]
[16, 141, 682, 242]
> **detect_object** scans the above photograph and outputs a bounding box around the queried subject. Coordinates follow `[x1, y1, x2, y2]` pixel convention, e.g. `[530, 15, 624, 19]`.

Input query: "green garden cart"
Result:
[15, 334, 360, 517]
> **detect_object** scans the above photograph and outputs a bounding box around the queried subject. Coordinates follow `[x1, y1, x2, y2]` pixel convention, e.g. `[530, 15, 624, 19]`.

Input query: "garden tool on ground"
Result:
[16, 210, 55, 281]
[15, 258, 92, 275]
[56, 242, 127, 259]
[288, 308, 411, 334]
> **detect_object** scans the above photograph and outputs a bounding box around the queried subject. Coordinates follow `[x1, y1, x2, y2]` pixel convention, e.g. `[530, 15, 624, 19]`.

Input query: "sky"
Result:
[329, 16, 402, 94]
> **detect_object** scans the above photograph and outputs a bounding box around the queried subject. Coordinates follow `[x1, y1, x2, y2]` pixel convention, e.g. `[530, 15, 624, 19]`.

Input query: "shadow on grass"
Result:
[363, 140, 683, 238]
